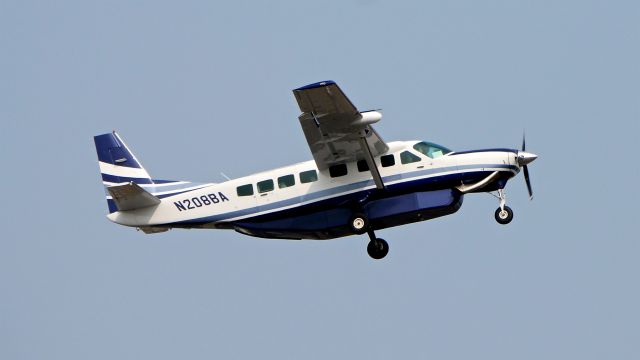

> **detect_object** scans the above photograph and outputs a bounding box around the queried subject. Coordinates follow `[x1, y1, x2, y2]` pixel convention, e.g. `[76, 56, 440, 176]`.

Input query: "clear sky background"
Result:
[1, 1, 638, 359]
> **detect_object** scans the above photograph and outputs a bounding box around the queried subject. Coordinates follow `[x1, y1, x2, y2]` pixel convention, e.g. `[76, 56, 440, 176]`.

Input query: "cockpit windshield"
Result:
[413, 141, 452, 159]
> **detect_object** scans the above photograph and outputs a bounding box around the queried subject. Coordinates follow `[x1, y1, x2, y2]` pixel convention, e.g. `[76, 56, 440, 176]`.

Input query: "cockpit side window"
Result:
[400, 151, 421, 164]
[413, 141, 452, 159]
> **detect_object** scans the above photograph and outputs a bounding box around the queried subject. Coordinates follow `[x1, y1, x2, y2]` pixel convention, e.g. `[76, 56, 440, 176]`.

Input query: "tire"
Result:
[349, 213, 369, 234]
[494, 206, 514, 225]
[367, 238, 389, 259]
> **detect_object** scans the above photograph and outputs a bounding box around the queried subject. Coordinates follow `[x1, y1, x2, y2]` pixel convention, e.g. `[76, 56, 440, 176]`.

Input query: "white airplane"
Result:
[94, 81, 537, 259]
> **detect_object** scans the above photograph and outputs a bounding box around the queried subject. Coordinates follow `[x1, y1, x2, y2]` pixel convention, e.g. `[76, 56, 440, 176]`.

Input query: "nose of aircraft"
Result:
[517, 151, 538, 166]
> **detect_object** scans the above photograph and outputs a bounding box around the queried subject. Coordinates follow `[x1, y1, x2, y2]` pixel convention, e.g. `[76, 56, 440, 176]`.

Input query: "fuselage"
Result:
[107, 140, 521, 239]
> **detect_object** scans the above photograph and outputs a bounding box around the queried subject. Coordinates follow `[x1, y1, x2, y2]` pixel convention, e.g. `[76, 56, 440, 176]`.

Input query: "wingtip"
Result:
[294, 80, 336, 91]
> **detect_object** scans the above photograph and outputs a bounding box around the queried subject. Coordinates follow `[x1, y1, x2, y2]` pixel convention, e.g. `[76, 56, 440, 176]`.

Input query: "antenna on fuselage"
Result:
[220, 172, 231, 181]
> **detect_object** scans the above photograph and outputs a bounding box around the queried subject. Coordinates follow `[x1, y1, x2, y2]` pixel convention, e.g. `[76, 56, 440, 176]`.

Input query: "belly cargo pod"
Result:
[364, 189, 463, 230]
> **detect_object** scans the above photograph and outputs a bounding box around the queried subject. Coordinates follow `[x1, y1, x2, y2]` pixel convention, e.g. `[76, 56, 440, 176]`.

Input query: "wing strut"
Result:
[358, 134, 385, 190]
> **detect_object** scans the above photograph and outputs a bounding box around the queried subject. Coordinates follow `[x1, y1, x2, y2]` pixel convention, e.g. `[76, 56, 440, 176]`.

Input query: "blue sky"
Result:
[1, 1, 639, 359]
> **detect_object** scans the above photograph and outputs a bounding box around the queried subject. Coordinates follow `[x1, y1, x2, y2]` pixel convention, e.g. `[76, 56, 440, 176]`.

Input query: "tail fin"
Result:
[94, 131, 155, 213]
[94, 131, 153, 185]
[94, 131, 213, 214]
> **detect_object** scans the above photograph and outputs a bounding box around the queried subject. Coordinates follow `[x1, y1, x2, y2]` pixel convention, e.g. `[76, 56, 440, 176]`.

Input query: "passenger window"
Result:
[299, 170, 318, 183]
[401, 151, 421, 164]
[329, 164, 348, 178]
[357, 160, 369, 172]
[257, 179, 274, 193]
[278, 174, 295, 189]
[236, 184, 254, 197]
[381, 154, 395, 167]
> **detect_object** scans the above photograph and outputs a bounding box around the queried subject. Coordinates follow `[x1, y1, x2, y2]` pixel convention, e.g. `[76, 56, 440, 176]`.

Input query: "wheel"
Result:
[349, 213, 369, 234]
[494, 206, 514, 225]
[367, 238, 389, 259]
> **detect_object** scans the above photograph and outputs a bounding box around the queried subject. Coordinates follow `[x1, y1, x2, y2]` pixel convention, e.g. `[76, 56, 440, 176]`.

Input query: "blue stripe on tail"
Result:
[94, 131, 153, 213]
[101, 173, 154, 184]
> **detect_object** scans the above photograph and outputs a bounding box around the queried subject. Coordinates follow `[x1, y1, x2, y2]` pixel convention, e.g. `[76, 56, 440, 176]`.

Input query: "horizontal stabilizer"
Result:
[107, 182, 161, 211]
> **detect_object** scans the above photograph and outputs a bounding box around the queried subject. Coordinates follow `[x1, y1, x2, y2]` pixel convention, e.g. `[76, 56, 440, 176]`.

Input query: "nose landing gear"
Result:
[495, 206, 514, 224]
[493, 189, 514, 224]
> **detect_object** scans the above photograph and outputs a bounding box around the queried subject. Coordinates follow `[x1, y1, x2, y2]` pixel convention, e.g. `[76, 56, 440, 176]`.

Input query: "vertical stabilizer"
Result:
[94, 131, 153, 213]
[94, 131, 212, 214]
[94, 131, 153, 185]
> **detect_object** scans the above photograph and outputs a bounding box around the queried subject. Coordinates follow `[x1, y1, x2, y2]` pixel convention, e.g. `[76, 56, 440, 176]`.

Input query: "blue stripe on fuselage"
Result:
[104, 182, 209, 195]
[167, 164, 518, 226]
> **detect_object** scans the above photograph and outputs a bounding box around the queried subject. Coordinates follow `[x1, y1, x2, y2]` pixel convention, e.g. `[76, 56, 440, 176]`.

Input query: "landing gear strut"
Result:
[347, 212, 388, 259]
[366, 230, 389, 260]
[349, 213, 369, 235]
[493, 189, 514, 224]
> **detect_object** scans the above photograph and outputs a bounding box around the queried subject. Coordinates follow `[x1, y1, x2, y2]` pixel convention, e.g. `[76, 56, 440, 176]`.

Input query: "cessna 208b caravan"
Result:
[94, 81, 537, 259]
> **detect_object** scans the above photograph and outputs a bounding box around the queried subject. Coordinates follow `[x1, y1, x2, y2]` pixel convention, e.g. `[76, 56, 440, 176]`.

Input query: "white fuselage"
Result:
[107, 140, 520, 232]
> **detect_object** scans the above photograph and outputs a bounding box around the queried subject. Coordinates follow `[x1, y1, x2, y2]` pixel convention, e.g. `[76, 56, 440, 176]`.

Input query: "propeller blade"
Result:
[523, 165, 533, 200]
[522, 132, 526, 151]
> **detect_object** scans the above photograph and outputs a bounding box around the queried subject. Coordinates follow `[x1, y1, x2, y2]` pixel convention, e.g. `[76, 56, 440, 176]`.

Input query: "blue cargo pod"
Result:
[365, 189, 464, 230]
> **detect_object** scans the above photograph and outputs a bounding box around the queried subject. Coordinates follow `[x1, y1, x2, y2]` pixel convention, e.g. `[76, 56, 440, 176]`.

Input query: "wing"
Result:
[293, 81, 389, 170]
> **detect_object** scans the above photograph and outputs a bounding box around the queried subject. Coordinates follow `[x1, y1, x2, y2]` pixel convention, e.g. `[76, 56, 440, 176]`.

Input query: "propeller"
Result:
[517, 133, 537, 200]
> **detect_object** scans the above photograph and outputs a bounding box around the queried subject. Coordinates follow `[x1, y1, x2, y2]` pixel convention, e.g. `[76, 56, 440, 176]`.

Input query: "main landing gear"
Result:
[348, 212, 389, 259]
[493, 189, 514, 225]
[367, 230, 389, 260]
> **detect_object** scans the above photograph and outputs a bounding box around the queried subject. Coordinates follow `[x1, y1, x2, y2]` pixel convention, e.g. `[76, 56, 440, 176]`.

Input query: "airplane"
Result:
[94, 80, 537, 259]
